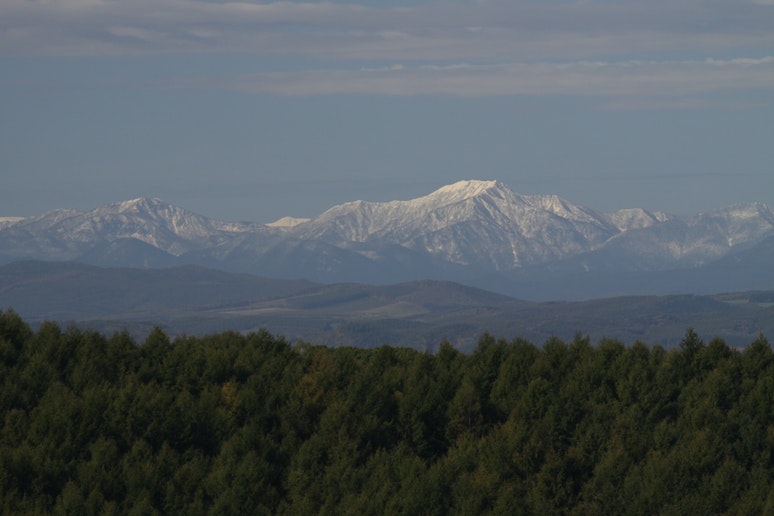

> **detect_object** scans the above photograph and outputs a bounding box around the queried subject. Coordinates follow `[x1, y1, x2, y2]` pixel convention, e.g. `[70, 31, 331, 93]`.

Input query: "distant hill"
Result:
[1, 261, 771, 351]
[1, 180, 772, 299]
[0, 261, 314, 320]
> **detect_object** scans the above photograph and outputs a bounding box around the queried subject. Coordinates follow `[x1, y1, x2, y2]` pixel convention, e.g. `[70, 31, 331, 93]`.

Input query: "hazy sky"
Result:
[2, 0, 773, 223]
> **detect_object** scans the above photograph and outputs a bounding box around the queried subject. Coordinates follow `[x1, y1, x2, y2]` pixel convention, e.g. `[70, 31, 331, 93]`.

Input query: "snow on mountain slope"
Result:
[266, 216, 312, 228]
[0, 217, 24, 230]
[559, 201, 774, 271]
[0, 182, 772, 288]
[605, 208, 671, 232]
[0, 198, 266, 260]
[295, 180, 512, 241]
[13, 209, 83, 231]
[293, 180, 619, 268]
[90, 197, 263, 243]
[670, 202, 774, 264]
[689, 203, 774, 248]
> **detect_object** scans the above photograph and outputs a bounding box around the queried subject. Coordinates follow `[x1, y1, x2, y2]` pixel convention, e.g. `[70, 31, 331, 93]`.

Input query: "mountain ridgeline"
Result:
[1, 180, 773, 299]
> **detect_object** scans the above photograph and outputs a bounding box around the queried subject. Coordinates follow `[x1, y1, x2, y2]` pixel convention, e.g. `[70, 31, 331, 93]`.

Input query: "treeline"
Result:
[1, 310, 774, 514]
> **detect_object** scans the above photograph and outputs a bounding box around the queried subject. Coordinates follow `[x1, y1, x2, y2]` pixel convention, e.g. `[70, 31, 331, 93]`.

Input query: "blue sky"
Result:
[1, 0, 773, 223]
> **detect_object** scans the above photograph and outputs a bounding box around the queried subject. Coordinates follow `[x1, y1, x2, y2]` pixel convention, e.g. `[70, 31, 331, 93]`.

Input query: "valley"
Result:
[2, 261, 772, 351]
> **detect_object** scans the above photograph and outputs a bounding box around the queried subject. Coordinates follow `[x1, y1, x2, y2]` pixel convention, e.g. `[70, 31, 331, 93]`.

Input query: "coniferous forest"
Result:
[1, 309, 774, 514]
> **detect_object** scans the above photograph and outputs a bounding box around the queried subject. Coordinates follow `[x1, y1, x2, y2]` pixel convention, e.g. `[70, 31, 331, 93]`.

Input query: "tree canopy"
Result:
[1, 310, 773, 514]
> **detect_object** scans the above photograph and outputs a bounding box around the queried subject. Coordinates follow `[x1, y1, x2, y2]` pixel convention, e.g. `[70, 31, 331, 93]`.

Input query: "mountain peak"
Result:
[267, 216, 312, 228]
[430, 180, 506, 201]
[716, 201, 771, 218]
[0, 217, 24, 230]
[111, 197, 166, 214]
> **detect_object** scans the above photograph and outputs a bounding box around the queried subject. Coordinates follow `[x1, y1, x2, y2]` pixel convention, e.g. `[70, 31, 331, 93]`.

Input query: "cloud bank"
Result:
[2, 0, 773, 99]
[3, 0, 773, 59]
[210, 57, 774, 98]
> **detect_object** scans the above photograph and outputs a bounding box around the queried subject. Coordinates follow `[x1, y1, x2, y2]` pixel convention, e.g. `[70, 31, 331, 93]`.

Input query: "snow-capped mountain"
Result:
[555, 201, 774, 272]
[1, 180, 772, 299]
[0, 197, 268, 262]
[0, 217, 24, 231]
[292, 180, 623, 269]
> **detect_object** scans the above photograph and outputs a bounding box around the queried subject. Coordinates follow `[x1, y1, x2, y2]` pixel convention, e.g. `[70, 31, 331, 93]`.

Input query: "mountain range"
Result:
[1, 180, 773, 300]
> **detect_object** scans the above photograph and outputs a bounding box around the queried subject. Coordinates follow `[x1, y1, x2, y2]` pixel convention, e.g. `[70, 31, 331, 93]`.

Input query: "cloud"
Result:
[2, 0, 773, 61]
[199, 57, 774, 98]
[4, 1, 773, 102]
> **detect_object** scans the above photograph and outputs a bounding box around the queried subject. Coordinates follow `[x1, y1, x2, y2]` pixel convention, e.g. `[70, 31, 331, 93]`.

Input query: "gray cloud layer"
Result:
[3, 0, 773, 98]
[214, 58, 774, 98]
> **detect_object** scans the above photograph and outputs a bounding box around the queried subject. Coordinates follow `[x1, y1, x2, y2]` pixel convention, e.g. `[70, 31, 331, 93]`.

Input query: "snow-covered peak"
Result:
[304, 180, 515, 239]
[2, 182, 772, 283]
[112, 197, 166, 214]
[267, 216, 312, 228]
[14, 208, 83, 231]
[686, 202, 774, 249]
[396, 179, 522, 216]
[292, 179, 624, 269]
[61, 198, 211, 253]
[606, 208, 672, 232]
[94, 197, 205, 224]
[428, 180, 504, 202]
[707, 202, 772, 221]
[315, 180, 510, 219]
[0, 217, 24, 230]
[688, 202, 774, 233]
[522, 194, 607, 225]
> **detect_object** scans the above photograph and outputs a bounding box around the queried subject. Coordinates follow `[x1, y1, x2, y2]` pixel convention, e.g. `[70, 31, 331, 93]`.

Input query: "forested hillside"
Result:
[1, 310, 773, 514]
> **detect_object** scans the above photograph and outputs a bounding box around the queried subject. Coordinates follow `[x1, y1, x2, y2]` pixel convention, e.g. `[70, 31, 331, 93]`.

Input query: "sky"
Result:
[1, 0, 773, 224]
